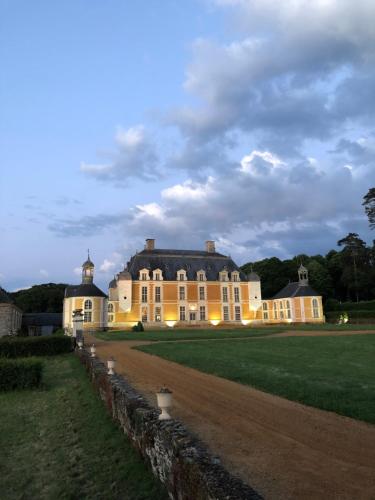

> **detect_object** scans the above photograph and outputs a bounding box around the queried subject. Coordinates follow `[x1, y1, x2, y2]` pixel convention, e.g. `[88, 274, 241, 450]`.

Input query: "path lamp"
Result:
[156, 387, 173, 420]
[90, 344, 96, 358]
[107, 357, 116, 375]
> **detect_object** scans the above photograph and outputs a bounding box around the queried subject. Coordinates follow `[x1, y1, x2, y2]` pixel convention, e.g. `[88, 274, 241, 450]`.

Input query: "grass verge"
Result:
[94, 328, 282, 342]
[0, 354, 167, 500]
[137, 334, 375, 424]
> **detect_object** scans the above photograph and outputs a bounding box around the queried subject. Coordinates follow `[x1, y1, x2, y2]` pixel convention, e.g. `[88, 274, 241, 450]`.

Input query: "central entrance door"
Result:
[189, 311, 196, 322]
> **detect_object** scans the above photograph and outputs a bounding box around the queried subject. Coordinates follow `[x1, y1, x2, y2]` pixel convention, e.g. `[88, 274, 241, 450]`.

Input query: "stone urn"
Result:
[107, 357, 116, 375]
[90, 344, 96, 358]
[156, 387, 173, 420]
[77, 340, 83, 350]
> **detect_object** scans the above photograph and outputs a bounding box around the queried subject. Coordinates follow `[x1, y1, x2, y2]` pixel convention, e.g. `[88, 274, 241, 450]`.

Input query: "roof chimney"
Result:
[145, 238, 155, 251]
[205, 240, 215, 253]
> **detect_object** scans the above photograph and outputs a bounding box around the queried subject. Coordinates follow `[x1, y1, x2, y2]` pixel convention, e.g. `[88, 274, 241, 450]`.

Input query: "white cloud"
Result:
[99, 259, 116, 273]
[73, 267, 81, 276]
[81, 125, 160, 184]
[39, 269, 49, 277]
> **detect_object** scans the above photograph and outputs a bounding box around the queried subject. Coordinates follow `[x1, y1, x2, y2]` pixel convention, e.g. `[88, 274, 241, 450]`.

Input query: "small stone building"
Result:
[0, 287, 22, 337]
[22, 313, 62, 336]
[63, 254, 107, 332]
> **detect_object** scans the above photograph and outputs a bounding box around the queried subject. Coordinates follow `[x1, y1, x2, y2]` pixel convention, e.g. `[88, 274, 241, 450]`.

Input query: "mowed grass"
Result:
[0, 354, 167, 500]
[94, 323, 375, 342]
[137, 334, 375, 424]
[94, 327, 281, 342]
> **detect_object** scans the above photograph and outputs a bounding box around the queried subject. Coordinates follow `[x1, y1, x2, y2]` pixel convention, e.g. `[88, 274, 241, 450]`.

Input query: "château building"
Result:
[63, 239, 324, 331]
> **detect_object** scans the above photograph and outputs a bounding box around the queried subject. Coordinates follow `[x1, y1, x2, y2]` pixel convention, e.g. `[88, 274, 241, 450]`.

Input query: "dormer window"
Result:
[177, 269, 187, 281]
[231, 271, 240, 282]
[152, 269, 163, 281]
[139, 269, 150, 281]
[197, 270, 206, 281]
[219, 270, 229, 282]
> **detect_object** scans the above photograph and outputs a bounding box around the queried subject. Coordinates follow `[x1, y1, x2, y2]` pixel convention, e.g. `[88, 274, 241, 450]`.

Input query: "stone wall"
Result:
[0, 304, 22, 337]
[77, 350, 262, 500]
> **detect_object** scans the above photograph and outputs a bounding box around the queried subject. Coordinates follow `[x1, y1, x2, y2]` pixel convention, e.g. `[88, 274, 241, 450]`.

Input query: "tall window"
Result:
[108, 314, 113, 322]
[199, 306, 206, 320]
[179, 286, 185, 300]
[178, 272, 185, 281]
[232, 272, 239, 282]
[222, 287, 228, 302]
[220, 272, 228, 281]
[312, 298, 319, 318]
[235, 305, 241, 321]
[84, 311, 92, 323]
[286, 300, 291, 319]
[234, 287, 240, 303]
[198, 272, 205, 281]
[108, 303, 113, 313]
[155, 286, 161, 303]
[199, 286, 205, 301]
[223, 305, 229, 321]
[274, 302, 278, 319]
[179, 306, 186, 321]
[84, 299, 92, 323]
[141, 286, 148, 303]
[154, 273, 160, 281]
[141, 272, 148, 281]
[280, 301, 284, 320]
[263, 302, 269, 320]
[155, 307, 161, 322]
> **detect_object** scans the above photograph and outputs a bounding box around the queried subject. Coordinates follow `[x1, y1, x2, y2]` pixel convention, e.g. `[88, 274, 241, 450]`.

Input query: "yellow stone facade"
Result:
[64, 243, 324, 332]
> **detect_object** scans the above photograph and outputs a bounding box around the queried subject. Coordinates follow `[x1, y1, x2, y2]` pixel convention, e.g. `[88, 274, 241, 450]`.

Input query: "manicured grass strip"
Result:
[0, 354, 167, 500]
[94, 328, 282, 342]
[0, 334, 72, 358]
[137, 335, 375, 424]
[0, 358, 43, 391]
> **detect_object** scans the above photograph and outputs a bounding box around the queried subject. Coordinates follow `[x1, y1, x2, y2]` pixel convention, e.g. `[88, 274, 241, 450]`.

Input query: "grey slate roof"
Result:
[126, 248, 248, 281]
[65, 284, 107, 298]
[248, 271, 261, 282]
[272, 282, 319, 299]
[0, 287, 13, 304]
[22, 313, 62, 327]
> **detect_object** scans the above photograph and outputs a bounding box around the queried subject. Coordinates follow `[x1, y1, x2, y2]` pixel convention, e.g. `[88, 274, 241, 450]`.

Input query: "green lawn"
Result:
[0, 354, 167, 500]
[137, 334, 375, 424]
[93, 323, 375, 342]
[94, 327, 281, 342]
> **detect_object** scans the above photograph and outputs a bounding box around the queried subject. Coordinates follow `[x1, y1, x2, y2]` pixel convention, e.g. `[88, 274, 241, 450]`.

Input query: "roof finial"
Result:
[88, 248, 90, 260]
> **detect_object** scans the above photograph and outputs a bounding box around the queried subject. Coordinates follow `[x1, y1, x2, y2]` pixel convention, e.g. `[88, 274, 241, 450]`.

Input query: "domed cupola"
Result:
[108, 277, 117, 289]
[82, 251, 94, 284]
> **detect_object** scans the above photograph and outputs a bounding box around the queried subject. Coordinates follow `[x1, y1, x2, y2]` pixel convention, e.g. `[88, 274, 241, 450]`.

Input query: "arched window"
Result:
[108, 303, 114, 313]
[84, 299, 92, 323]
[84, 299, 92, 310]
[273, 301, 278, 319]
[312, 298, 319, 318]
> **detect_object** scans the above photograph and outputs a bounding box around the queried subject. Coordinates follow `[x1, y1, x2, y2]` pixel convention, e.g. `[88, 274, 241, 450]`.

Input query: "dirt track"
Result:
[90, 331, 375, 500]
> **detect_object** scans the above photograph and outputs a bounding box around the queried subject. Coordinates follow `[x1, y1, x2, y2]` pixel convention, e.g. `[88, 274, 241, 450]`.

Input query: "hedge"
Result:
[0, 358, 43, 391]
[0, 335, 72, 358]
[325, 299, 375, 312]
[326, 310, 375, 322]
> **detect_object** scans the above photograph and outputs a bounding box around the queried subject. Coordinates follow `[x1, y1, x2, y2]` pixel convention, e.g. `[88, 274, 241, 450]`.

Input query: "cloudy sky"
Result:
[1, 0, 375, 291]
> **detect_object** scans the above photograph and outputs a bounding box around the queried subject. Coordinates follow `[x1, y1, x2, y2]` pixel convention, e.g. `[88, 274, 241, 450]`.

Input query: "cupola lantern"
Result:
[82, 250, 94, 284]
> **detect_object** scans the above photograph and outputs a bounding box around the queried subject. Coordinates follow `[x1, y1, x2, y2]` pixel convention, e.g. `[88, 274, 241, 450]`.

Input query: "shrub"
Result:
[0, 335, 72, 358]
[0, 358, 43, 391]
[132, 321, 144, 332]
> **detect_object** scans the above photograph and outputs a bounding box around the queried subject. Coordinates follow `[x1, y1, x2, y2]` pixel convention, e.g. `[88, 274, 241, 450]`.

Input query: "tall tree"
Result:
[363, 188, 375, 229]
[337, 233, 368, 302]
